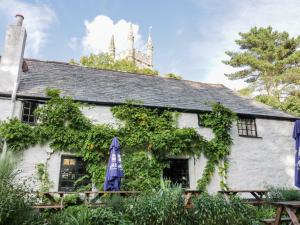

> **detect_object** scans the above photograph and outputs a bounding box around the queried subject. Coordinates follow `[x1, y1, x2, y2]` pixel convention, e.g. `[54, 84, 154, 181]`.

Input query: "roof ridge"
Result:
[24, 58, 225, 87]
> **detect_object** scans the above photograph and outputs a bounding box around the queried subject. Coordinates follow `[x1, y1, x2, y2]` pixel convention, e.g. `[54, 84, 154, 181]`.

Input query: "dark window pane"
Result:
[237, 117, 258, 137]
[22, 115, 29, 122]
[21, 101, 38, 125]
[59, 156, 90, 192]
[163, 159, 189, 188]
[23, 107, 30, 115]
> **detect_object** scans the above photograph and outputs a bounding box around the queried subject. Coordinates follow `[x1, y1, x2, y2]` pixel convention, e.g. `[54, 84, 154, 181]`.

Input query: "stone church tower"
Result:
[108, 24, 154, 69]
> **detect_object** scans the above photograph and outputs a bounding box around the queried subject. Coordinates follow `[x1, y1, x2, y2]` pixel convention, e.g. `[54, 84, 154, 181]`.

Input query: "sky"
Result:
[1, 0, 300, 90]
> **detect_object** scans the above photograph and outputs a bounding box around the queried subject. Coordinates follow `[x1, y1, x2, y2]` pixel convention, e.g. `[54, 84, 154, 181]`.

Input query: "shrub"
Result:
[124, 186, 187, 225]
[267, 186, 300, 201]
[48, 206, 131, 225]
[91, 207, 132, 225]
[63, 193, 83, 207]
[190, 193, 256, 225]
[0, 152, 34, 225]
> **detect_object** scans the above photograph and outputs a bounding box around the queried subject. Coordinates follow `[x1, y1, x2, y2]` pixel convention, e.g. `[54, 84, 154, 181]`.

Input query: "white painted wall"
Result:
[0, 103, 296, 192]
[0, 98, 22, 120]
[227, 118, 295, 190]
[177, 112, 295, 191]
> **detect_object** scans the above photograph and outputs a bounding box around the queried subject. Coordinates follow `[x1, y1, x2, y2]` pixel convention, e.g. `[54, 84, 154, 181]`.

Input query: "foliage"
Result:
[63, 194, 83, 207]
[47, 206, 131, 225]
[255, 94, 300, 117]
[36, 163, 52, 192]
[124, 186, 187, 225]
[225, 26, 300, 116]
[267, 186, 300, 202]
[253, 205, 276, 223]
[122, 151, 165, 191]
[0, 92, 235, 191]
[190, 193, 256, 225]
[0, 152, 34, 225]
[72, 53, 158, 76]
[197, 103, 237, 190]
[0, 119, 38, 152]
[224, 26, 300, 98]
[164, 73, 182, 79]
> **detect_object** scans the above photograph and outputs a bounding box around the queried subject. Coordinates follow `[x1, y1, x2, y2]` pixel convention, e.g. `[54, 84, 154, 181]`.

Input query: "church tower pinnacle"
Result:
[108, 35, 115, 60]
[127, 23, 135, 61]
[147, 26, 154, 68]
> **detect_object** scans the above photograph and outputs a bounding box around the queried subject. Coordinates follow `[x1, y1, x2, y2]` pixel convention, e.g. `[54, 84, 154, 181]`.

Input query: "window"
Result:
[163, 159, 189, 188]
[21, 101, 38, 124]
[58, 156, 89, 192]
[237, 117, 258, 137]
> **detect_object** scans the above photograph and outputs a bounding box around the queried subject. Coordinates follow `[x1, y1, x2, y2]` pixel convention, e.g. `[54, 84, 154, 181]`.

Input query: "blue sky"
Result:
[1, 0, 300, 89]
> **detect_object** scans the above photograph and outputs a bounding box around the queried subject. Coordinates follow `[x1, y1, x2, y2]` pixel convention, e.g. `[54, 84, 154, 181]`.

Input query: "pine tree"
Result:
[224, 26, 300, 99]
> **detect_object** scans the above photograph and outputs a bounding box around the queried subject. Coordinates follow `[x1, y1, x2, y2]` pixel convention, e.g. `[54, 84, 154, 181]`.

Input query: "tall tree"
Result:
[224, 27, 300, 99]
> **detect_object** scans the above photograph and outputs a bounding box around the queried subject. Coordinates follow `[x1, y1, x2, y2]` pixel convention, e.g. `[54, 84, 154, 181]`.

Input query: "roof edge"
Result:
[14, 94, 299, 121]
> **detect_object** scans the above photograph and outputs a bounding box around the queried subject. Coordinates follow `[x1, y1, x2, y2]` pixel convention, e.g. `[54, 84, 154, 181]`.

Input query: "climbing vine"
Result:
[0, 90, 236, 191]
[35, 163, 53, 192]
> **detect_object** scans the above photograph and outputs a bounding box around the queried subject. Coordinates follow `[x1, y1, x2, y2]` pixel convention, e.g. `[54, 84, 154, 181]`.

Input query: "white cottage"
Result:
[0, 15, 298, 192]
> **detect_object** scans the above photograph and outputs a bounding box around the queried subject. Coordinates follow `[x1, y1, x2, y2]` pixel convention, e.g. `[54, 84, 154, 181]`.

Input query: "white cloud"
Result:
[190, 0, 300, 90]
[81, 15, 144, 54]
[0, 0, 57, 57]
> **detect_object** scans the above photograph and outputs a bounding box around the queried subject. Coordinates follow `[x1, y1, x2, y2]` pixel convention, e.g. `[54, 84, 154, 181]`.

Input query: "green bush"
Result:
[63, 193, 83, 207]
[124, 186, 187, 225]
[267, 187, 300, 201]
[190, 193, 256, 225]
[91, 207, 132, 225]
[47, 206, 131, 225]
[0, 152, 34, 225]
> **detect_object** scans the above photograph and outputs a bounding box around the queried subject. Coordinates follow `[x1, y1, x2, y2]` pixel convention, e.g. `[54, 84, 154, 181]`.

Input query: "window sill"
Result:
[238, 135, 262, 139]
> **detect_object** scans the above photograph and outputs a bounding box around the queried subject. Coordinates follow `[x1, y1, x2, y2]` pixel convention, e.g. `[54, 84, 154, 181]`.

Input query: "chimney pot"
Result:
[15, 14, 24, 26]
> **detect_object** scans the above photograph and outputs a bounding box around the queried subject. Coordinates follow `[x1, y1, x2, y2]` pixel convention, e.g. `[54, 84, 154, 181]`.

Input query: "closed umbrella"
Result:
[293, 120, 300, 188]
[104, 137, 124, 191]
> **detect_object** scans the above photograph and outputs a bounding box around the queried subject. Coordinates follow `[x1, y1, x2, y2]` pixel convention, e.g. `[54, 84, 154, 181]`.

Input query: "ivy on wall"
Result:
[0, 90, 236, 191]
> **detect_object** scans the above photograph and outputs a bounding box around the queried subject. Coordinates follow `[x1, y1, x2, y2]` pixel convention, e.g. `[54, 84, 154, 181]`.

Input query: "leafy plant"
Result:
[124, 186, 187, 225]
[164, 73, 182, 79]
[63, 193, 83, 207]
[0, 152, 34, 225]
[190, 193, 256, 225]
[267, 186, 300, 201]
[36, 163, 53, 192]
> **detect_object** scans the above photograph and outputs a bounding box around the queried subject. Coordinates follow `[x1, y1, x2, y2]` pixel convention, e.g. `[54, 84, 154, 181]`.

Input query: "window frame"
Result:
[58, 155, 89, 192]
[163, 158, 190, 188]
[21, 101, 39, 125]
[237, 116, 259, 138]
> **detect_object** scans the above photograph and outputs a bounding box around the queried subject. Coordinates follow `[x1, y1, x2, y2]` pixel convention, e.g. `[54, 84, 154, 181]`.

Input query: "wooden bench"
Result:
[260, 218, 291, 225]
[33, 204, 64, 210]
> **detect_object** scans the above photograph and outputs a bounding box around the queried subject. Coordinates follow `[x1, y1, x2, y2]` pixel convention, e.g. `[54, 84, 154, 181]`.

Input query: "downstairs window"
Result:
[58, 155, 89, 192]
[163, 158, 190, 188]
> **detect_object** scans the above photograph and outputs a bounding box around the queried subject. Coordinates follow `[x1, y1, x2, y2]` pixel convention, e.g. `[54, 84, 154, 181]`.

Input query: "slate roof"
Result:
[14, 59, 297, 120]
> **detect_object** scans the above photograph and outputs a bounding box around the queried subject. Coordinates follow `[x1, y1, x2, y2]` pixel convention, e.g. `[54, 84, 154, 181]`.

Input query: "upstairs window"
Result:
[163, 159, 189, 188]
[237, 117, 258, 137]
[21, 101, 38, 125]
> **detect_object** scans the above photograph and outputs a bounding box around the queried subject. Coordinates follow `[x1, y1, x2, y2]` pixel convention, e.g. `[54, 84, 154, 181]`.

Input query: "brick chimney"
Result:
[0, 14, 27, 94]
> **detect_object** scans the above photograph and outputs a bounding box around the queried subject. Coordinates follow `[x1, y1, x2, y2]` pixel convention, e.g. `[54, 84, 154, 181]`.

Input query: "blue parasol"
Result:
[104, 137, 124, 191]
[293, 120, 300, 188]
